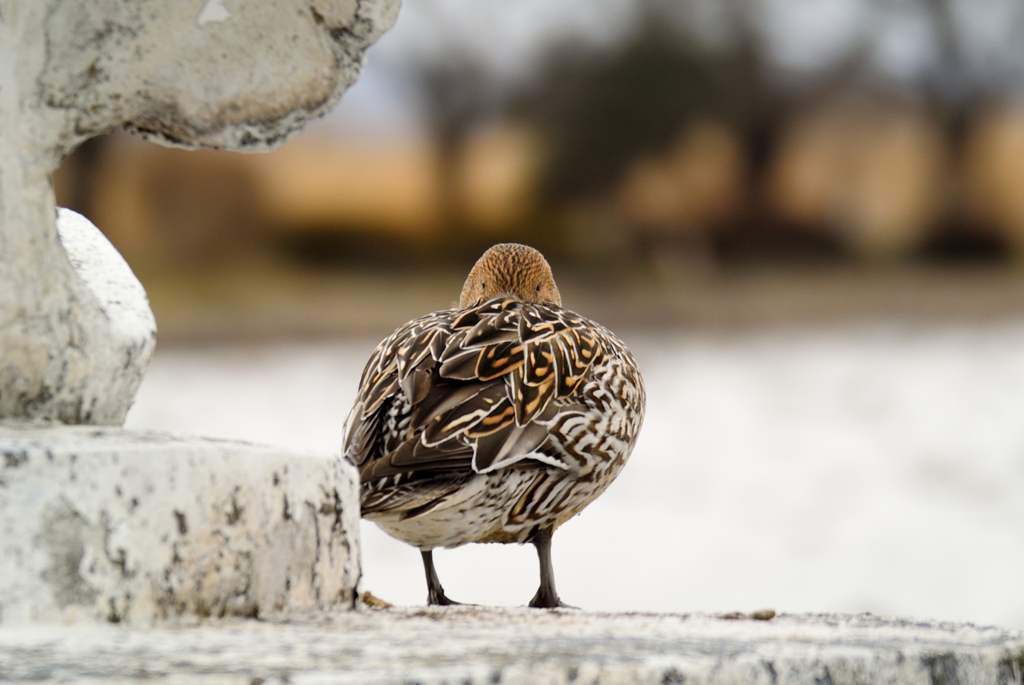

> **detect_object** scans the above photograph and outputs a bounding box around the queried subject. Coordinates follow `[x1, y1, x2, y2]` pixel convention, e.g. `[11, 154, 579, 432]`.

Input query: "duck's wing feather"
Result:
[343, 298, 613, 514]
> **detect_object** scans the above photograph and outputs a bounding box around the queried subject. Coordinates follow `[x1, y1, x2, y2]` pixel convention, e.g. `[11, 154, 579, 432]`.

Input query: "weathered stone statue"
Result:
[0, 0, 399, 424]
[0, 0, 397, 625]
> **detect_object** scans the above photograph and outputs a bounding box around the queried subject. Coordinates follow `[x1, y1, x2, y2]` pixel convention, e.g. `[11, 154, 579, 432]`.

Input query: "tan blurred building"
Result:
[251, 135, 443, 240]
[454, 125, 545, 235]
[58, 135, 266, 268]
[766, 103, 951, 261]
[614, 121, 747, 238]
[55, 125, 545, 268]
[53, 102, 1024, 269]
[961, 106, 1024, 256]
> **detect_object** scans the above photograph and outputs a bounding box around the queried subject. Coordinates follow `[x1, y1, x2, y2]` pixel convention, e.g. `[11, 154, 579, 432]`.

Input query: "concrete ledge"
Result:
[0, 609, 1021, 683]
[0, 426, 360, 624]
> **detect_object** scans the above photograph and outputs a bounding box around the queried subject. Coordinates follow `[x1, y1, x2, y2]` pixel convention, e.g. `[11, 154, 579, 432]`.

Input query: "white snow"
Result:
[125, 320, 1024, 629]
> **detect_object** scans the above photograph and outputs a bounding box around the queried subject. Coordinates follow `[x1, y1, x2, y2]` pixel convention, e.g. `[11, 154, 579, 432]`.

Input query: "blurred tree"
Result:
[516, 16, 755, 207]
[506, 1, 791, 264]
[417, 55, 496, 257]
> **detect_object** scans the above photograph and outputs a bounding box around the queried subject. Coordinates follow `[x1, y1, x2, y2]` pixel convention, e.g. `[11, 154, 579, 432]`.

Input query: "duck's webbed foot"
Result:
[528, 584, 568, 609]
[428, 588, 462, 606]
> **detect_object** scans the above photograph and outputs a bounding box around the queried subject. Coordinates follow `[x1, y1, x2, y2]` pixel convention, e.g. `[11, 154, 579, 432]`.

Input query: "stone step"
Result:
[0, 425, 360, 624]
[0, 609, 1021, 684]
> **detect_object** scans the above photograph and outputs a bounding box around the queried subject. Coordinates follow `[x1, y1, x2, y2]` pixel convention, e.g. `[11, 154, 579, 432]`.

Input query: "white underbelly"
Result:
[367, 452, 629, 550]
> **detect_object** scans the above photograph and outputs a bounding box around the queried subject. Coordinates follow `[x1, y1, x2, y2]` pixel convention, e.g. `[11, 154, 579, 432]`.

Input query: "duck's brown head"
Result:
[459, 243, 562, 309]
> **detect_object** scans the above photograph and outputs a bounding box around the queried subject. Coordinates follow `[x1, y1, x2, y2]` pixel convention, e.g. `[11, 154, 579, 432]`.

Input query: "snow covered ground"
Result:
[125, 321, 1024, 629]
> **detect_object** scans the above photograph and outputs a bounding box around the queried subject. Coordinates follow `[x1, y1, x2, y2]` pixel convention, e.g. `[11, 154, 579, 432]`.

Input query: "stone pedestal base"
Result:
[0, 426, 360, 624]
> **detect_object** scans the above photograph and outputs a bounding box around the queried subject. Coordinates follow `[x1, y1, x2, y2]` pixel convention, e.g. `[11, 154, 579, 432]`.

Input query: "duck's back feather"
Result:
[344, 296, 642, 519]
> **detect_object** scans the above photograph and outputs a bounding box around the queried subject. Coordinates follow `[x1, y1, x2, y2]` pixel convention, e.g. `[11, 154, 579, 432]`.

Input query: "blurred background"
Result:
[57, 0, 1024, 627]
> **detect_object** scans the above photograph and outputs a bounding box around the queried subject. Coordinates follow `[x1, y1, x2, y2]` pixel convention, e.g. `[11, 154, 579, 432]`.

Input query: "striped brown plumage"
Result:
[342, 244, 645, 607]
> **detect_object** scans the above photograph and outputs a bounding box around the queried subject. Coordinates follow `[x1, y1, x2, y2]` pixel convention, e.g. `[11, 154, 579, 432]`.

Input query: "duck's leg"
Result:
[421, 550, 460, 606]
[528, 527, 569, 608]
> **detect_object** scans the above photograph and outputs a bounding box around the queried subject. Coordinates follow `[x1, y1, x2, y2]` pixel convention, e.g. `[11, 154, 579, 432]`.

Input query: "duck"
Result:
[343, 243, 645, 607]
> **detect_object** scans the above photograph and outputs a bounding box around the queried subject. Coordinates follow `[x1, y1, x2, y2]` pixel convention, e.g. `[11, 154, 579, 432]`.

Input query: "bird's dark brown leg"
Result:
[421, 549, 460, 606]
[528, 527, 570, 608]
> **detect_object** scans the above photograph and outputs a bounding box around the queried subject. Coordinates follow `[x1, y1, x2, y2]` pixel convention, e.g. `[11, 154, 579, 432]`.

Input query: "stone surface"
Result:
[0, 425, 361, 624]
[50, 208, 157, 424]
[0, 0, 400, 423]
[0, 609, 1021, 684]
